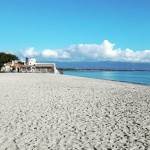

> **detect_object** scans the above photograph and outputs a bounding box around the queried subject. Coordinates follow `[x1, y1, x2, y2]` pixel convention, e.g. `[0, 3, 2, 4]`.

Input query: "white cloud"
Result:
[20, 40, 150, 62]
[42, 49, 59, 58]
[121, 48, 150, 62]
[42, 49, 70, 59]
[22, 47, 40, 58]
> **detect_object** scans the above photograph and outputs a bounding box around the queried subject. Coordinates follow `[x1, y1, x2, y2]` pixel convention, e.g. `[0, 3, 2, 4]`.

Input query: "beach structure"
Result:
[1, 58, 60, 74]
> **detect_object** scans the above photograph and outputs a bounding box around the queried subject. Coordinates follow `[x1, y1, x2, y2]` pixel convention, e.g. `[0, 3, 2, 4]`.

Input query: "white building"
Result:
[25, 58, 36, 65]
[1, 58, 62, 74]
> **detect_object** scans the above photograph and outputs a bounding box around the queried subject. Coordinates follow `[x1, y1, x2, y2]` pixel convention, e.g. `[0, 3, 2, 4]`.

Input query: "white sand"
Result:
[0, 73, 150, 150]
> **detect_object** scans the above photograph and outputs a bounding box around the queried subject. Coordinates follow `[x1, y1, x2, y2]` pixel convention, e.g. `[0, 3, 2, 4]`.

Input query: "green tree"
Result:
[0, 52, 19, 69]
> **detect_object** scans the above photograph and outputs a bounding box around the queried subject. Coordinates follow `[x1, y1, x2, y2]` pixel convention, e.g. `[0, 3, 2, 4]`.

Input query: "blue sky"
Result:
[0, 0, 150, 62]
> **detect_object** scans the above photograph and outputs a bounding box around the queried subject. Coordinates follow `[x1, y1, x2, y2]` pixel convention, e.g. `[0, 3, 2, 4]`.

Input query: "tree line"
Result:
[0, 52, 19, 69]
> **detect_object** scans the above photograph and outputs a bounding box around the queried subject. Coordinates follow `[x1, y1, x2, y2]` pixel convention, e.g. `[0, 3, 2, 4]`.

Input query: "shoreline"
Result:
[63, 73, 150, 86]
[63, 71, 150, 86]
[0, 73, 150, 149]
[1, 72, 149, 86]
[1, 70, 150, 85]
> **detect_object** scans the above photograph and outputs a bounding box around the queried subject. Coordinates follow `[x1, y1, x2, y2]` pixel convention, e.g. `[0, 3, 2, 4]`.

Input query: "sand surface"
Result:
[0, 73, 150, 150]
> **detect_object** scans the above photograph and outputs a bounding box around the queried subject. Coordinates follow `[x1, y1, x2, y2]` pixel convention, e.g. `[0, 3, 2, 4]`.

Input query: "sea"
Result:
[64, 71, 150, 85]
[41, 61, 150, 85]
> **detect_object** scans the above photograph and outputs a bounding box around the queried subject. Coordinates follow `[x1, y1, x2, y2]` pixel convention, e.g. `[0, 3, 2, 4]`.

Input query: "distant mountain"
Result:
[39, 61, 150, 71]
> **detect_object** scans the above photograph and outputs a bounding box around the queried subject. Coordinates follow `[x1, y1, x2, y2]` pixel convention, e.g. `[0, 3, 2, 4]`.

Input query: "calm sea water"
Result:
[64, 71, 150, 85]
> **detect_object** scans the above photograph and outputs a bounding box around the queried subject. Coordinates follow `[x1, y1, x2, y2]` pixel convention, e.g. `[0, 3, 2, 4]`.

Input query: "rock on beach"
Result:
[0, 73, 150, 150]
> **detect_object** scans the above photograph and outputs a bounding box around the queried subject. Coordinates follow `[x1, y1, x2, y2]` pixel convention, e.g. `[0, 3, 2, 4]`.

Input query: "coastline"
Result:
[63, 71, 150, 86]
[58, 68, 150, 72]
[0, 73, 150, 149]
[63, 73, 150, 86]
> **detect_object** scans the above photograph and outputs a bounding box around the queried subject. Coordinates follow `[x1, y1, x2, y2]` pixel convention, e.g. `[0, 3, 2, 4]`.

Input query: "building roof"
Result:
[5, 62, 12, 66]
[5, 62, 55, 68]
[20, 65, 35, 67]
[35, 63, 55, 67]
[5, 62, 24, 67]
[11, 64, 24, 67]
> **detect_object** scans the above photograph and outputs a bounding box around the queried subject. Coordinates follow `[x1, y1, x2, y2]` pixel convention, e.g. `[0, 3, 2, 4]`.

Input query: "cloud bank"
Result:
[21, 40, 150, 62]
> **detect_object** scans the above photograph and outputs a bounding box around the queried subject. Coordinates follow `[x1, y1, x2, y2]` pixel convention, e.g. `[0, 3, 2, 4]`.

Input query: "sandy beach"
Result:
[0, 73, 150, 150]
